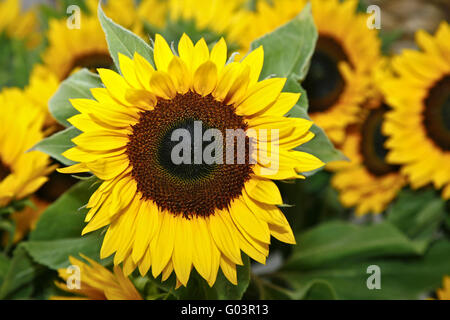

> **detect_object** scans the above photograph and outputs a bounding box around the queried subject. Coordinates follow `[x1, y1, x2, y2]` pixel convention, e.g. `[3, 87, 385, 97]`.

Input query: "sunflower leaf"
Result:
[21, 178, 110, 271]
[0, 246, 43, 299]
[22, 234, 105, 270]
[49, 68, 101, 127]
[98, 1, 154, 70]
[31, 126, 81, 166]
[30, 178, 98, 241]
[386, 188, 446, 249]
[250, 3, 317, 81]
[267, 221, 450, 299]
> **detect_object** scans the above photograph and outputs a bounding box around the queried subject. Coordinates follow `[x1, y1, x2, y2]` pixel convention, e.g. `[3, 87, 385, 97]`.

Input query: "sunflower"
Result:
[140, 0, 247, 49]
[135, 0, 168, 30]
[0, 0, 40, 47]
[58, 34, 324, 287]
[42, 0, 143, 81]
[436, 276, 450, 300]
[53, 255, 142, 300]
[24, 65, 60, 129]
[234, 0, 381, 144]
[0, 88, 56, 208]
[42, 15, 112, 81]
[381, 22, 450, 199]
[330, 60, 406, 216]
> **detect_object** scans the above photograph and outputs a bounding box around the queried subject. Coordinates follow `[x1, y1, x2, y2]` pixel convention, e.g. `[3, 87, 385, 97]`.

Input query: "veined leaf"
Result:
[31, 126, 81, 166]
[98, 1, 154, 70]
[49, 69, 101, 127]
[250, 3, 317, 81]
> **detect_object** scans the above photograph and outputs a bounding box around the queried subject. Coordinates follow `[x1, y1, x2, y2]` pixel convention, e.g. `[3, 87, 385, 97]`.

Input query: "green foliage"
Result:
[253, 187, 450, 300]
[98, 2, 155, 70]
[0, 34, 41, 89]
[21, 178, 107, 270]
[0, 246, 43, 299]
[250, 3, 317, 82]
[49, 69, 101, 127]
[31, 127, 80, 166]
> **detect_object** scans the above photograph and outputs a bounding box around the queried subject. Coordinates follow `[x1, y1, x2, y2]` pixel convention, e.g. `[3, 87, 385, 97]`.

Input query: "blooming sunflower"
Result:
[0, 88, 56, 208]
[53, 255, 142, 300]
[235, 0, 381, 144]
[330, 60, 406, 216]
[0, 0, 40, 47]
[42, 15, 112, 81]
[381, 22, 450, 199]
[42, 0, 144, 80]
[58, 34, 324, 287]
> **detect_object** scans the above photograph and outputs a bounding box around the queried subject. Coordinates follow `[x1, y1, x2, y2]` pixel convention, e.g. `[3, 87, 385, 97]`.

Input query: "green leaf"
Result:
[49, 69, 101, 127]
[0, 246, 43, 299]
[0, 253, 10, 285]
[21, 178, 108, 271]
[98, 1, 154, 70]
[250, 3, 317, 81]
[284, 221, 425, 270]
[31, 126, 80, 166]
[30, 178, 97, 241]
[386, 188, 446, 249]
[22, 234, 104, 270]
[261, 220, 450, 300]
[276, 240, 450, 300]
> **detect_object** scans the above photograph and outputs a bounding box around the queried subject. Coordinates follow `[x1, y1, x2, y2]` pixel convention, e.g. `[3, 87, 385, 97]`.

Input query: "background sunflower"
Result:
[381, 22, 450, 200]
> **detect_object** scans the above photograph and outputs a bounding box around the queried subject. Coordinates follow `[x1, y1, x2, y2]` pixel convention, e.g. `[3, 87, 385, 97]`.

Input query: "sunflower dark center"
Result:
[423, 75, 450, 151]
[126, 91, 254, 217]
[302, 35, 351, 113]
[158, 119, 217, 180]
[360, 106, 399, 176]
[0, 159, 11, 181]
[65, 51, 113, 79]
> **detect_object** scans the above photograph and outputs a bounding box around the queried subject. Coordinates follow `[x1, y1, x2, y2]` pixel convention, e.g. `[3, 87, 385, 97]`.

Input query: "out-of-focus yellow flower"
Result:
[234, 0, 381, 145]
[139, 0, 248, 48]
[381, 22, 450, 200]
[53, 255, 142, 300]
[25, 65, 60, 129]
[0, 88, 56, 208]
[43, 0, 143, 81]
[0, 0, 40, 47]
[329, 60, 407, 216]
